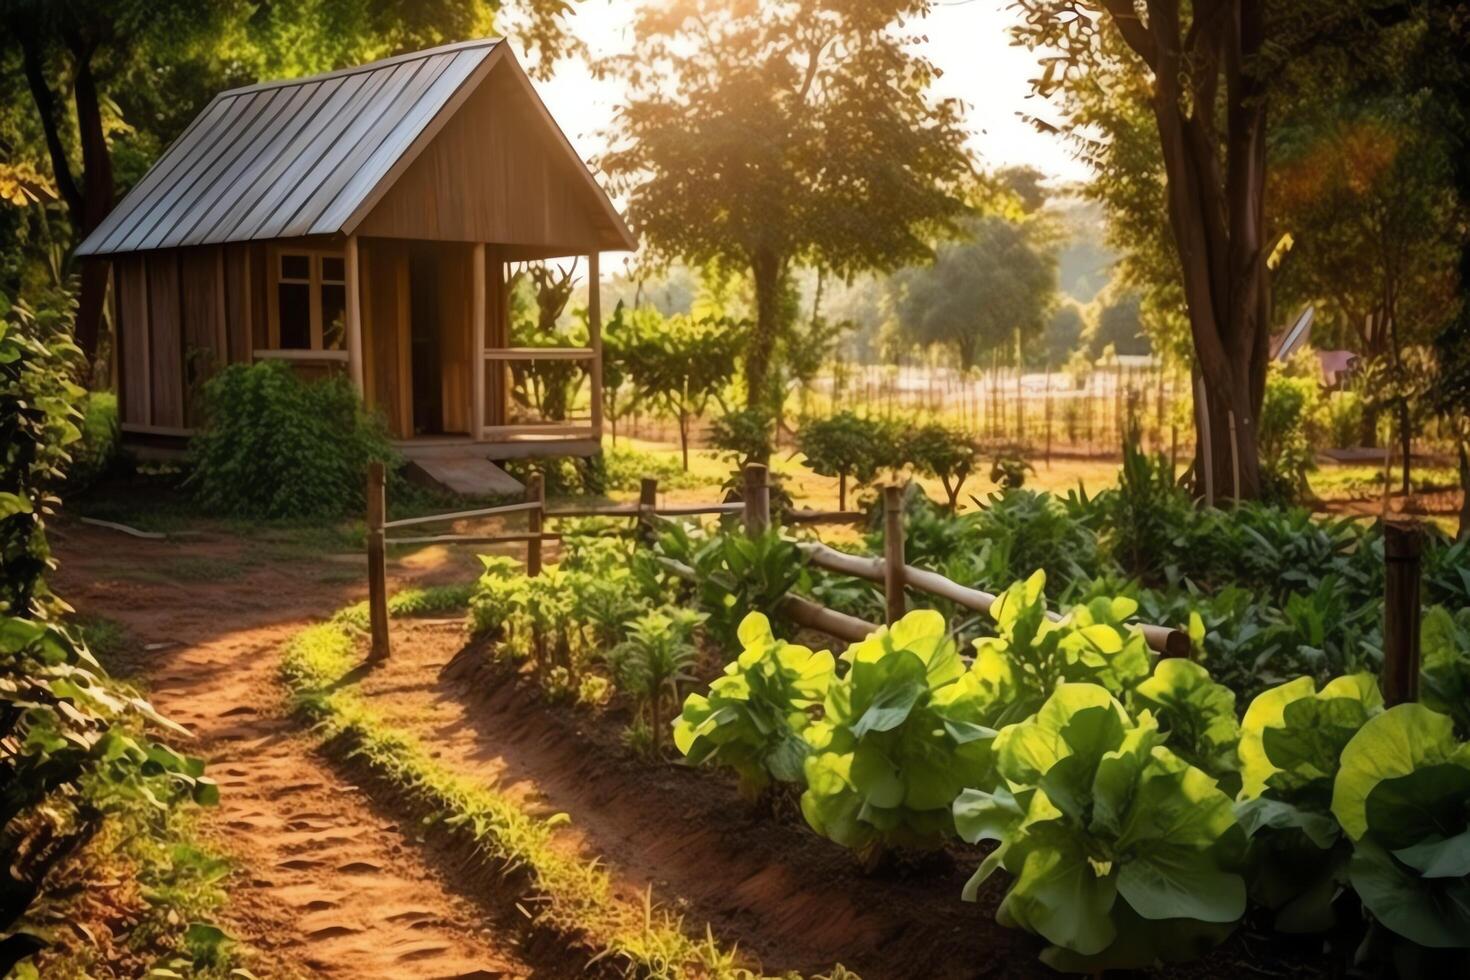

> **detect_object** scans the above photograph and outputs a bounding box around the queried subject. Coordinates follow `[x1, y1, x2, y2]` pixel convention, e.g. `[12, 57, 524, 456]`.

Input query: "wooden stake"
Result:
[526, 471, 544, 577]
[1382, 521, 1423, 707]
[883, 485, 905, 625]
[743, 463, 770, 536]
[366, 461, 389, 661]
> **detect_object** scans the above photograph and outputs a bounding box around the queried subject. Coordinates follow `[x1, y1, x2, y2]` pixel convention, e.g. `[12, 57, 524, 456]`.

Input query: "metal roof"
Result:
[77, 40, 500, 257]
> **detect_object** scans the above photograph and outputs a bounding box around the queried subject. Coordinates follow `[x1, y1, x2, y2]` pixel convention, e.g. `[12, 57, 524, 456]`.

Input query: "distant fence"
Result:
[361, 464, 1426, 705]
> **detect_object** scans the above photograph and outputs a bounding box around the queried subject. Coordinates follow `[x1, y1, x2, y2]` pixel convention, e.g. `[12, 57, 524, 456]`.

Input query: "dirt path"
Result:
[362, 623, 1039, 979]
[51, 523, 529, 980]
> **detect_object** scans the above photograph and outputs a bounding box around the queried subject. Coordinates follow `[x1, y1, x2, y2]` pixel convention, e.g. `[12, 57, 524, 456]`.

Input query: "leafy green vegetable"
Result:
[1131, 658, 1241, 790]
[971, 570, 1151, 726]
[800, 610, 998, 857]
[960, 683, 1246, 970]
[1420, 605, 1470, 736]
[1331, 704, 1470, 948]
[673, 612, 833, 800]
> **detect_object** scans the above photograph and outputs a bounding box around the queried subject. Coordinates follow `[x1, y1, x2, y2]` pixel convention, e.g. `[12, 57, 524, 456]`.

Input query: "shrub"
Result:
[796, 412, 889, 509]
[189, 361, 395, 519]
[67, 389, 119, 491]
[607, 607, 704, 756]
[708, 406, 774, 467]
[901, 422, 978, 511]
[988, 450, 1033, 490]
[603, 445, 703, 491]
[1259, 366, 1322, 503]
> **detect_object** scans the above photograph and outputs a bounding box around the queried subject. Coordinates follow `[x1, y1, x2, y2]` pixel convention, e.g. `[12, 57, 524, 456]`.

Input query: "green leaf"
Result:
[1393, 827, 1470, 879]
[1331, 703, 1459, 842]
[1349, 838, 1470, 948]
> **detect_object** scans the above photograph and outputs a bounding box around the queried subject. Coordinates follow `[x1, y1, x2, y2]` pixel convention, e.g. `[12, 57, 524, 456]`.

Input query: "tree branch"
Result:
[1101, 0, 1158, 68]
[16, 27, 83, 224]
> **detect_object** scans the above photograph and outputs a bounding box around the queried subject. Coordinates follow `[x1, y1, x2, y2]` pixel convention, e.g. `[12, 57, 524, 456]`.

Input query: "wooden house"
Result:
[76, 38, 635, 465]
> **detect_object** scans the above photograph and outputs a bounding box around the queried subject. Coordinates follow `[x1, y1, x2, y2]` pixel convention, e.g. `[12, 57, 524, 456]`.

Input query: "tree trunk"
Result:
[838, 472, 847, 511]
[1458, 440, 1469, 541]
[678, 407, 690, 471]
[747, 248, 784, 414]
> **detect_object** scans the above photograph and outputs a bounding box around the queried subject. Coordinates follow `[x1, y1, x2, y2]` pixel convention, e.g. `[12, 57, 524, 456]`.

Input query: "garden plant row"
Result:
[458, 471, 1470, 975]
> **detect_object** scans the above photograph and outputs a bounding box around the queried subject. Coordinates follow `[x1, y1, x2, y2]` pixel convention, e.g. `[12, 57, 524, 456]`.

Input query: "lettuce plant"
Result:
[800, 610, 999, 859]
[1420, 606, 1470, 736]
[1233, 673, 1381, 932]
[1331, 703, 1470, 949]
[1130, 658, 1241, 791]
[971, 571, 1152, 726]
[673, 612, 834, 800]
[956, 683, 1247, 971]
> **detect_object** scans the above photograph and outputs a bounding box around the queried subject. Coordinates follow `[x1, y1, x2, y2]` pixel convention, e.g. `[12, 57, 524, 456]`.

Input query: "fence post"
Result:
[526, 471, 544, 577]
[743, 463, 769, 536]
[1382, 521, 1423, 707]
[883, 484, 905, 625]
[366, 461, 390, 661]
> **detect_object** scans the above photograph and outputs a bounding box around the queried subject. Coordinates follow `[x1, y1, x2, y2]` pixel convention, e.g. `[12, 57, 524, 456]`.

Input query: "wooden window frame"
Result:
[263, 245, 346, 356]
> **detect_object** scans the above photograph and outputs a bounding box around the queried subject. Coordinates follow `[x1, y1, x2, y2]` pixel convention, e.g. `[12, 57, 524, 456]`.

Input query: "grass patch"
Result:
[70, 614, 128, 661]
[280, 616, 845, 979]
[331, 583, 476, 631]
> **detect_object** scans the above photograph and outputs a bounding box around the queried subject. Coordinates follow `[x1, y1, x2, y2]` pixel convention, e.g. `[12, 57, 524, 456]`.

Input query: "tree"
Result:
[1043, 301, 1088, 366]
[797, 411, 889, 509]
[894, 212, 1058, 369]
[601, 0, 973, 420]
[617, 310, 745, 470]
[1012, 1, 1407, 500]
[903, 422, 978, 511]
[1087, 287, 1152, 357]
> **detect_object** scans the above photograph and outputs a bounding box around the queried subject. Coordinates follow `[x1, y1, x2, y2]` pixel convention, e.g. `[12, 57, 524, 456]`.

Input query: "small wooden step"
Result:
[407, 454, 523, 497]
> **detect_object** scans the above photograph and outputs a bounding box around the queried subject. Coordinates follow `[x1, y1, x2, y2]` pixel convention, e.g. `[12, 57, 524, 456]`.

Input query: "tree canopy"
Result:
[600, 0, 974, 417]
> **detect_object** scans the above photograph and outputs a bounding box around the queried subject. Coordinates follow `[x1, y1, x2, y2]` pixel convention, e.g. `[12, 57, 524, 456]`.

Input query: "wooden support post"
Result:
[637, 476, 658, 537]
[345, 235, 364, 395]
[883, 485, 905, 625]
[365, 461, 389, 661]
[1382, 521, 1423, 707]
[743, 463, 770, 536]
[588, 252, 604, 442]
[526, 472, 544, 577]
[472, 243, 486, 440]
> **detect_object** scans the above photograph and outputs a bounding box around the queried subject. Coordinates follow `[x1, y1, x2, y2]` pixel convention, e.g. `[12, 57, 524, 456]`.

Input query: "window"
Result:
[270, 250, 347, 352]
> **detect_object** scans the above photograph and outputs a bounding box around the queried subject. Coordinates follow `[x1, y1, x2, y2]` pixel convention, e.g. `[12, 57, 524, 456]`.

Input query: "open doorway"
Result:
[408, 246, 442, 436]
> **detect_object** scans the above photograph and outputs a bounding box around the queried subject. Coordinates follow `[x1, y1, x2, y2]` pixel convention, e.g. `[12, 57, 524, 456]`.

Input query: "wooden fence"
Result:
[361, 464, 1425, 705]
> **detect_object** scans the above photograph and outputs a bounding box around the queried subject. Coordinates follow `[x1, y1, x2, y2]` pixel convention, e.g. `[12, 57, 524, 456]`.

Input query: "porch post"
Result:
[472, 242, 487, 441]
[588, 251, 603, 442]
[345, 234, 364, 394]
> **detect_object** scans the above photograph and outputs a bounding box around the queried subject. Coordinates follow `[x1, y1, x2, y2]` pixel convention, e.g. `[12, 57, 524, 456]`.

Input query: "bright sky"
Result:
[532, 0, 1090, 187]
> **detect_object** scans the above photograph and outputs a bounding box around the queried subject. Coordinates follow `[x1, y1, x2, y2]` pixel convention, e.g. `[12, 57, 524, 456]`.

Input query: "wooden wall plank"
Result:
[222, 244, 254, 363]
[146, 251, 185, 428]
[438, 242, 471, 433]
[179, 246, 224, 425]
[115, 255, 151, 426]
[361, 240, 412, 438]
[356, 62, 604, 249]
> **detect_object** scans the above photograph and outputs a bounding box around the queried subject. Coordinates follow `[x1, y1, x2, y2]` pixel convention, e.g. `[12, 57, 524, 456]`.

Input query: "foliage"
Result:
[801, 611, 999, 858]
[677, 528, 807, 652]
[958, 684, 1247, 971]
[893, 210, 1058, 369]
[1233, 674, 1382, 934]
[1258, 362, 1323, 504]
[607, 608, 704, 756]
[988, 452, 1034, 490]
[674, 612, 834, 801]
[1420, 606, 1470, 736]
[969, 571, 1152, 726]
[608, 307, 746, 469]
[707, 407, 774, 469]
[1132, 658, 1240, 789]
[0, 304, 81, 616]
[65, 390, 118, 492]
[601, 0, 973, 411]
[602, 445, 704, 492]
[795, 412, 889, 510]
[1331, 704, 1470, 949]
[1095, 424, 1193, 582]
[189, 361, 395, 519]
[900, 422, 977, 511]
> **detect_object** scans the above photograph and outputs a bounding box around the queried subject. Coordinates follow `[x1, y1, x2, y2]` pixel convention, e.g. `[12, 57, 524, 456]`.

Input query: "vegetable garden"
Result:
[340, 447, 1470, 976]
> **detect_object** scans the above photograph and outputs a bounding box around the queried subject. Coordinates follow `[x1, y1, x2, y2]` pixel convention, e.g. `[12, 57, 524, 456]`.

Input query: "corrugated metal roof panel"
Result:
[75, 40, 498, 256]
